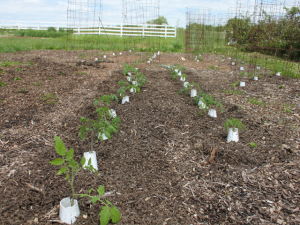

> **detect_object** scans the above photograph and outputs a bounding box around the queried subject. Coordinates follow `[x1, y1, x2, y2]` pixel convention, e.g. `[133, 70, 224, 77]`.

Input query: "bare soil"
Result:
[0, 50, 299, 225]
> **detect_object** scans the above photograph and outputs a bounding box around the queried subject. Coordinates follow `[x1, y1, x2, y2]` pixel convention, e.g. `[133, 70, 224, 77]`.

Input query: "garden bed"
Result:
[0, 50, 299, 224]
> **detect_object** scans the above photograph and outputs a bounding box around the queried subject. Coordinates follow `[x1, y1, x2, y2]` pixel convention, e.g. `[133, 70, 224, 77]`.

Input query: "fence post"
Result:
[37, 22, 40, 30]
[57, 21, 59, 31]
[165, 25, 167, 38]
[78, 26, 80, 34]
[174, 25, 177, 38]
[17, 20, 20, 30]
[121, 24, 123, 37]
[98, 20, 101, 35]
[142, 25, 144, 37]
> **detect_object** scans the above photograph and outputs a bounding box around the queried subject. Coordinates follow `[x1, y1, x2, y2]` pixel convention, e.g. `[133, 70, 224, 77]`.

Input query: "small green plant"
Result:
[248, 73, 254, 78]
[78, 53, 88, 59]
[14, 77, 21, 81]
[249, 142, 257, 148]
[57, 72, 64, 75]
[50, 136, 97, 206]
[283, 103, 294, 113]
[18, 88, 28, 93]
[117, 80, 139, 97]
[0, 59, 22, 67]
[278, 84, 284, 89]
[77, 71, 87, 75]
[0, 70, 5, 75]
[221, 90, 244, 95]
[28, 62, 35, 66]
[48, 77, 54, 80]
[224, 118, 245, 131]
[122, 63, 134, 76]
[247, 98, 267, 106]
[196, 93, 224, 115]
[239, 72, 247, 76]
[40, 93, 58, 104]
[34, 82, 41, 86]
[0, 82, 7, 87]
[15, 68, 23, 71]
[208, 65, 220, 70]
[178, 81, 199, 95]
[231, 81, 239, 88]
[133, 71, 147, 87]
[77, 186, 121, 225]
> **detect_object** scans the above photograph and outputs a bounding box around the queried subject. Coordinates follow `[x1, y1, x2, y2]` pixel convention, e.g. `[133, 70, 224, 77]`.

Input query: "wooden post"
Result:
[98, 20, 101, 35]
[78, 26, 80, 34]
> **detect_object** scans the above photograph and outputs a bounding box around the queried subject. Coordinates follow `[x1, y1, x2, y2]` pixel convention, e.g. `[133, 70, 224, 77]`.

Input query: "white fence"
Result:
[0, 21, 176, 38]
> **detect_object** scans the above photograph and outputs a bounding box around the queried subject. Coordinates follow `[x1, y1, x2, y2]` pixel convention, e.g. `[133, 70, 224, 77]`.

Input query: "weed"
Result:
[15, 68, 23, 71]
[77, 71, 87, 75]
[18, 88, 28, 93]
[34, 82, 41, 86]
[78, 53, 88, 59]
[239, 72, 247, 76]
[221, 90, 244, 95]
[28, 62, 35, 66]
[247, 98, 267, 106]
[0, 70, 5, 75]
[278, 84, 284, 89]
[14, 77, 21, 81]
[282, 103, 294, 113]
[208, 65, 220, 70]
[249, 142, 257, 148]
[48, 77, 54, 80]
[0, 82, 7, 87]
[231, 81, 239, 88]
[57, 72, 63, 75]
[40, 93, 58, 104]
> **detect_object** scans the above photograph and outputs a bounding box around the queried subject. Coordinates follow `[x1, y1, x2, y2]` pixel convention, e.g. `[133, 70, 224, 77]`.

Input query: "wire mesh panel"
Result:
[185, 7, 214, 60]
[67, 0, 103, 50]
[122, 0, 161, 64]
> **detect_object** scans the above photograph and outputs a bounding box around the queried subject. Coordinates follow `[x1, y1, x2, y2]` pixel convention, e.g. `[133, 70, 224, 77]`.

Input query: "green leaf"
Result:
[104, 131, 111, 140]
[100, 206, 110, 225]
[78, 194, 90, 197]
[66, 148, 74, 161]
[88, 188, 94, 194]
[92, 196, 100, 204]
[80, 156, 86, 166]
[49, 158, 64, 165]
[56, 166, 66, 175]
[88, 158, 92, 166]
[80, 117, 87, 123]
[65, 173, 69, 180]
[97, 185, 105, 196]
[54, 136, 66, 156]
[110, 206, 121, 223]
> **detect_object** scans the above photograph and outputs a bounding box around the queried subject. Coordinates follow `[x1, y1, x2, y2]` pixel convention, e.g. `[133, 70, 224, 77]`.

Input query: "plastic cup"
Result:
[227, 128, 239, 142]
[240, 81, 245, 87]
[208, 109, 217, 118]
[83, 151, 98, 171]
[59, 197, 80, 225]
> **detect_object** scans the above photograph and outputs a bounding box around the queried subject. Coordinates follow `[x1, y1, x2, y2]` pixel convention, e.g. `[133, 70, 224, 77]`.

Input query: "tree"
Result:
[147, 16, 168, 25]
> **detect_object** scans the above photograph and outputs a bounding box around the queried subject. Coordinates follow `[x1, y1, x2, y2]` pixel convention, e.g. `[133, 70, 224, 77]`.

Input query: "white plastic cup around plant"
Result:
[135, 68, 138, 71]
[98, 133, 108, 140]
[175, 69, 178, 73]
[147, 61, 150, 64]
[83, 151, 98, 171]
[180, 76, 186, 81]
[109, 109, 117, 118]
[240, 81, 245, 87]
[183, 82, 189, 87]
[158, 51, 160, 55]
[132, 81, 137, 85]
[198, 100, 206, 109]
[232, 62, 235, 65]
[227, 128, 239, 142]
[127, 77, 132, 82]
[121, 96, 129, 104]
[221, 59, 224, 61]
[82, 60, 85, 63]
[149, 58, 152, 61]
[190, 89, 197, 98]
[120, 52, 122, 55]
[199, 54, 201, 57]
[95, 58, 98, 61]
[113, 53, 115, 56]
[254, 76, 258, 81]
[276, 72, 281, 76]
[240, 67, 244, 71]
[228, 57, 231, 60]
[103, 55, 106, 59]
[197, 60, 199, 62]
[128, 72, 132, 76]
[256, 66, 260, 70]
[129, 50, 131, 52]
[59, 197, 80, 225]
[178, 71, 182, 76]
[208, 109, 217, 118]
[130, 88, 136, 93]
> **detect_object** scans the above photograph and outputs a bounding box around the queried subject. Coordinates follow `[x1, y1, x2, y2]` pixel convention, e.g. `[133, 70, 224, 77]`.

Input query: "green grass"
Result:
[247, 98, 267, 106]
[0, 59, 22, 67]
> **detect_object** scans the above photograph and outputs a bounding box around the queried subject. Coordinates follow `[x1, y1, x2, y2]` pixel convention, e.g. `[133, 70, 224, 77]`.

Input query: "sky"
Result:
[0, 0, 298, 28]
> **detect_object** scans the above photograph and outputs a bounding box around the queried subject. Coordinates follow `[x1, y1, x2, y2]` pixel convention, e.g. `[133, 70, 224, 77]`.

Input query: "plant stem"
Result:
[71, 167, 75, 206]
[90, 130, 94, 153]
